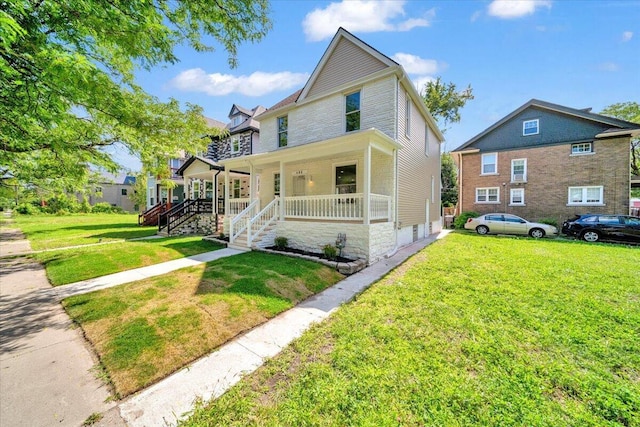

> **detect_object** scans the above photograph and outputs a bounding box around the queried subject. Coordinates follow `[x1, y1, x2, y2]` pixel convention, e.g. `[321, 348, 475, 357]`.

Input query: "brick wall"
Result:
[458, 137, 630, 226]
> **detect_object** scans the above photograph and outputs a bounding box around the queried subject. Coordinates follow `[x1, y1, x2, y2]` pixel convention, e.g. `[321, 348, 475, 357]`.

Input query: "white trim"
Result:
[511, 158, 527, 183]
[333, 159, 359, 194]
[567, 185, 604, 206]
[510, 188, 525, 205]
[475, 187, 500, 204]
[481, 153, 497, 175]
[345, 89, 362, 133]
[230, 136, 240, 153]
[405, 96, 411, 137]
[570, 142, 593, 155]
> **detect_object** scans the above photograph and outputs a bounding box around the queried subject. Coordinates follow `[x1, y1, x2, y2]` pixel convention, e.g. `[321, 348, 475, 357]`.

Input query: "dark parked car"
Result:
[562, 214, 640, 243]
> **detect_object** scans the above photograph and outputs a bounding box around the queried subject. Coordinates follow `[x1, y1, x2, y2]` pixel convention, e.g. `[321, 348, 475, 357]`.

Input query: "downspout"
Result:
[457, 152, 463, 216]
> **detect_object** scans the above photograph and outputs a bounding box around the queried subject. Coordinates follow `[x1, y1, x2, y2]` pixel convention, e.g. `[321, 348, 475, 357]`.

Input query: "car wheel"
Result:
[529, 228, 545, 238]
[476, 225, 489, 235]
[581, 230, 600, 242]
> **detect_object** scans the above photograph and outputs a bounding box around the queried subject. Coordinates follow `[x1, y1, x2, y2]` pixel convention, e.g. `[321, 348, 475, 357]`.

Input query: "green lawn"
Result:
[62, 252, 344, 398]
[13, 213, 156, 250]
[33, 236, 223, 286]
[183, 234, 640, 427]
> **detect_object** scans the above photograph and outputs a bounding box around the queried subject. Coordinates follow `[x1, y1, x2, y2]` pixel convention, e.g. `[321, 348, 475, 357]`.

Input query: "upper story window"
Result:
[511, 159, 527, 182]
[523, 119, 539, 136]
[231, 116, 243, 127]
[345, 91, 361, 132]
[121, 189, 127, 196]
[405, 97, 411, 137]
[277, 116, 288, 148]
[424, 125, 430, 157]
[481, 153, 497, 175]
[230, 136, 240, 153]
[571, 142, 593, 155]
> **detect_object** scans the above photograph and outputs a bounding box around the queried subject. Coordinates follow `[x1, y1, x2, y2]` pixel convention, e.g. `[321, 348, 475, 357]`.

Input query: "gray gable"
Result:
[454, 99, 640, 153]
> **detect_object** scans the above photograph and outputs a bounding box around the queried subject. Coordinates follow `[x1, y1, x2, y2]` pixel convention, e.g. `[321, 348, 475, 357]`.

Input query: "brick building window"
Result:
[568, 186, 603, 205]
[510, 188, 524, 205]
[511, 159, 527, 182]
[523, 119, 539, 136]
[481, 153, 497, 175]
[571, 142, 593, 155]
[476, 187, 499, 203]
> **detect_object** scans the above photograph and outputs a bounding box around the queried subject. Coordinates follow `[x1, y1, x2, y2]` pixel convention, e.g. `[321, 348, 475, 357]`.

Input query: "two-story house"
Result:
[452, 99, 640, 226]
[214, 28, 445, 264]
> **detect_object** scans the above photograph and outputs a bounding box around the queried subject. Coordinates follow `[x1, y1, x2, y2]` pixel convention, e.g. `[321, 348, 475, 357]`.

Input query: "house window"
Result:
[274, 173, 280, 196]
[345, 91, 361, 132]
[335, 164, 357, 194]
[476, 187, 499, 203]
[425, 125, 430, 157]
[511, 159, 527, 182]
[230, 136, 240, 153]
[523, 119, 539, 136]
[191, 181, 200, 199]
[405, 97, 411, 137]
[481, 153, 497, 175]
[571, 142, 593, 155]
[232, 178, 242, 199]
[232, 116, 243, 127]
[277, 116, 288, 147]
[510, 188, 525, 205]
[121, 189, 127, 196]
[204, 181, 214, 200]
[568, 186, 603, 205]
[149, 188, 155, 205]
[95, 186, 102, 194]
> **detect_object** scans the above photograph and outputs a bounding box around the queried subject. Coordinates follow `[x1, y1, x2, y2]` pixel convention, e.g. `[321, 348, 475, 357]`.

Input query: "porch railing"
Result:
[229, 199, 259, 244]
[159, 198, 213, 234]
[283, 193, 391, 221]
[228, 198, 251, 215]
[247, 197, 280, 246]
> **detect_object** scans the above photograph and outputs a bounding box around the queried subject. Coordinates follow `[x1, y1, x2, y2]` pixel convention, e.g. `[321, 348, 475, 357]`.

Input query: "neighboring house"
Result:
[452, 99, 640, 226]
[82, 173, 137, 212]
[202, 27, 444, 264]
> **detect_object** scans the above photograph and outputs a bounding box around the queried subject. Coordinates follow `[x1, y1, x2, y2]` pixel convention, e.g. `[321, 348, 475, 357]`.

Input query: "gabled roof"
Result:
[176, 155, 223, 176]
[298, 27, 398, 102]
[203, 116, 226, 129]
[454, 99, 640, 152]
[229, 104, 253, 118]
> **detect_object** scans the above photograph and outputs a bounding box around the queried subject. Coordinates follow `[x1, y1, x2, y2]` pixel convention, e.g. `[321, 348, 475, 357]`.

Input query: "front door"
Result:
[293, 175, 306, 196]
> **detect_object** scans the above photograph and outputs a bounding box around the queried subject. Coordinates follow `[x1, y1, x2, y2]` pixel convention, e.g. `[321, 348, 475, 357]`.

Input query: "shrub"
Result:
[274, 236, 288, 250]
[323, 244, 338, 261]
[454, 211, 480, 229]
[91, 202, 123, 214]
[79, 199, 92, 213]
[42, 195, 80, 214]
[15, 203, 39, 215]
[218, 232, 226, 240]
[539, 218, 558, 228]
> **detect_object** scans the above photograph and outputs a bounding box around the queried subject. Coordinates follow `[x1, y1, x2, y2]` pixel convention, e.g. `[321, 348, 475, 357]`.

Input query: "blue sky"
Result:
[117, 0, 640, 170]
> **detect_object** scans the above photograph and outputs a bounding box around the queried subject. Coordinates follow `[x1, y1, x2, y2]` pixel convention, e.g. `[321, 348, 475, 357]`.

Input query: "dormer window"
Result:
[231, 116, 243, 127]
[523, 119, 539, 136]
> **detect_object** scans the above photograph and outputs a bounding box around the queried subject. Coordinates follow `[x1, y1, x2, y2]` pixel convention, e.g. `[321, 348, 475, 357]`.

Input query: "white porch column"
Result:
[224, 167, 230, 216]
[249, 163, 255, 202]
[363, 144, 371, 225]
[279, 161, 285, 221]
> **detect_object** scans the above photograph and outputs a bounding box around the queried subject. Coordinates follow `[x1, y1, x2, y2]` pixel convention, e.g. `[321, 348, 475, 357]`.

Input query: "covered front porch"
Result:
[220, 129, 401, 263]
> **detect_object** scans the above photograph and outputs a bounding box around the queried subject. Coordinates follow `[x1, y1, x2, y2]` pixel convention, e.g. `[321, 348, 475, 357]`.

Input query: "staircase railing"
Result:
[247, 197, 280, 246]
[229, 199, 259, 244]
[139, 202, 168, 226]
[159, 199, 213, 234]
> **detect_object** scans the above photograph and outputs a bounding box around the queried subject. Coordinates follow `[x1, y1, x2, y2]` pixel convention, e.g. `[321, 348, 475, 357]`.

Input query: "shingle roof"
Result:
[203, 116, 226, 129]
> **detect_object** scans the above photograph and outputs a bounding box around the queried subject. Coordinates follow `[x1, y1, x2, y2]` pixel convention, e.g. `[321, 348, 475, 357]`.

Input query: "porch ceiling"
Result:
[220, 128, 401, 172]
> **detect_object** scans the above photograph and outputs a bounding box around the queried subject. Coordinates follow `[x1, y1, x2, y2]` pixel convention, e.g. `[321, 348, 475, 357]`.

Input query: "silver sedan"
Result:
[464, 213, 558, 238]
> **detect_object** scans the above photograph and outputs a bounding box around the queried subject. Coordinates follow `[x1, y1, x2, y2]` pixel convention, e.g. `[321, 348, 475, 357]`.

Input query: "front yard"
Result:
[183, 234, 640, 427]
[62, 252, 344, 398]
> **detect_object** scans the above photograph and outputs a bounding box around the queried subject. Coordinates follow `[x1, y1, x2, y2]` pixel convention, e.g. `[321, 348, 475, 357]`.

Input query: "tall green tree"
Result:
[420, 77, 474, 133]
[600, 102, 640, 176]
[440, 152, 458, 207]
[0, 0, 271, 192]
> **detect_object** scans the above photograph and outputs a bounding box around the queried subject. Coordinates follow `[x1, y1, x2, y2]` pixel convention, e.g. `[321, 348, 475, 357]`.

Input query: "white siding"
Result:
[306, 37, 388, 99]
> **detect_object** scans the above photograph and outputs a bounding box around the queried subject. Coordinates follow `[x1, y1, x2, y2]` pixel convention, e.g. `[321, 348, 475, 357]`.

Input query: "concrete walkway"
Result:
[117, 232, 449, 427]
[0, 225, 114, 426]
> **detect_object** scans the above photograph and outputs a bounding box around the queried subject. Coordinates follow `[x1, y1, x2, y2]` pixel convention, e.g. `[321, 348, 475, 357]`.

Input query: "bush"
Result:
[539, 218, 558, 228]
[42, 195, 80, 214]
[15, 203, 40, 215]
[323, 244, 338, 261]
[454, 211, 480, 229]
[91, 202, 124, 214]
[274, 236, 288, 250]
[79, 199, 92, 213]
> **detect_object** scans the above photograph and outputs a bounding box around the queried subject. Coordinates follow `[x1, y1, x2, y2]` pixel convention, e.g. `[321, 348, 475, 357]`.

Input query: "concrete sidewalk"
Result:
[117, 231, 449, 427]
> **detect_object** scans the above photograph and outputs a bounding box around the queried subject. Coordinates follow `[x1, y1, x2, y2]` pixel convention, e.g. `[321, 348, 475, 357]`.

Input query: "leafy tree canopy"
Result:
[420, 77, 474, 132]
[441, 152, 458, 207]
[600, 102, 640, 176]
[1, 0, 271, 192]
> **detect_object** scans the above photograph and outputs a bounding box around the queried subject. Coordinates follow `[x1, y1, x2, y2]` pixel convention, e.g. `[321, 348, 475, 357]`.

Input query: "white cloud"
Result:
[302, 1, 434, 42]
[412, 76, 437, 93]
[470, 10, 482, 22]
[598, 62, 619, 72]
[169, 68, 309, 97]
[487, 0, 552, 19]
[622, 31, 633, 42]
[392, 53, 441, 75]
